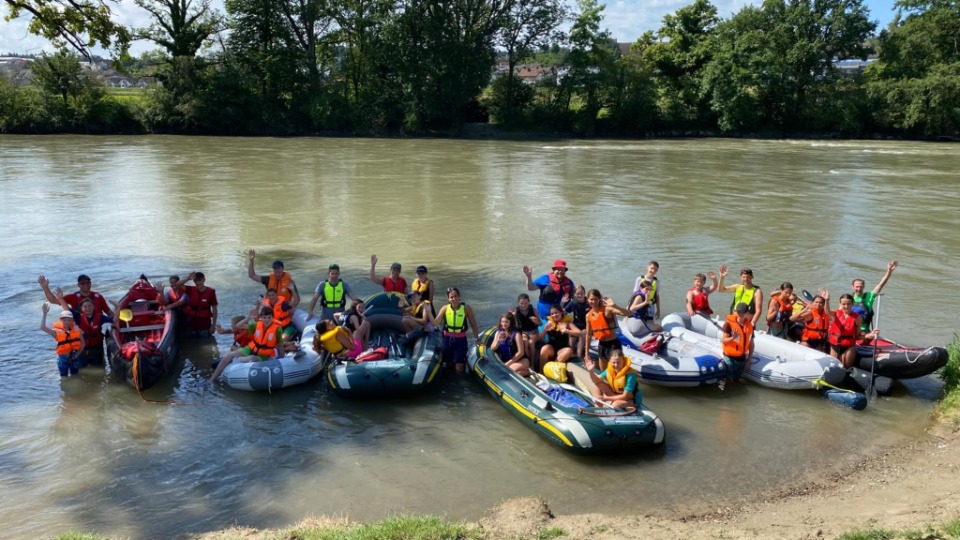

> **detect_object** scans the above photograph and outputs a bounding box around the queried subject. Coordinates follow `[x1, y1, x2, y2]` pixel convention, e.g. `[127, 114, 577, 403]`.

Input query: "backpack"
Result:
[639, 333, 669, 355]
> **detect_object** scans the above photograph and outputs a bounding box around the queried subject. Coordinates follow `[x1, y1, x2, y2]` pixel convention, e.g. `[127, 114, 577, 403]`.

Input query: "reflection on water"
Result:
[0, 136, 957, 538]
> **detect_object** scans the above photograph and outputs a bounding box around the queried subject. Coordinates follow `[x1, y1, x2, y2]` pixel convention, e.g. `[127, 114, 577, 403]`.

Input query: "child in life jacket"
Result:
[41, 303, 83, 376]
[215, 314, 256, 350]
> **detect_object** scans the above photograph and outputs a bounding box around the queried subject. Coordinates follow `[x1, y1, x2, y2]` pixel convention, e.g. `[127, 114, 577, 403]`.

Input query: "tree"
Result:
[3, 0, 130, 58]
[134, 0, 223, 58]
[32, 50, 86, 105]
[561, 0, 616, 131]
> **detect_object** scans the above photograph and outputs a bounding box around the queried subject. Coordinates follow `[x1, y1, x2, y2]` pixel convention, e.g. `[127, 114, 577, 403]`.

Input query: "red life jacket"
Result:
[828, 310, 858, 347]
[234, 327, 253, 347]
[77, 309, 104, 347]
[688, 287, 712, 314]
[383, 276, 407, 293]
[185, 286, 217, 329]
[540, 274, 573, 305]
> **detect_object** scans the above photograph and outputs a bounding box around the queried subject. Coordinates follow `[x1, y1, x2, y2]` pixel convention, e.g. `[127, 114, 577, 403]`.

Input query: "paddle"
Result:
[802, 290, 814, 302]
[866, 295, 883, 401]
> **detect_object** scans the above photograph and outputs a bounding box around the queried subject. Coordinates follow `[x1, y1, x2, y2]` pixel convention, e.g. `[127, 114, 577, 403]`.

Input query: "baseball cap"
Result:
[552, 259, 568, 270]
[416, 265, 428, 273]
[59, 310, 74, 319]
[390, 262, 402, 271]
[734, 303, 750, 313]
[272, 260, 284, 268]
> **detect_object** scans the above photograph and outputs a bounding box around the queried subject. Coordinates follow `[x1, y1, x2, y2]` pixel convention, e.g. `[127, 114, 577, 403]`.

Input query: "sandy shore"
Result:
[477, 420, 960, 540]
[199, 419, 960, 540]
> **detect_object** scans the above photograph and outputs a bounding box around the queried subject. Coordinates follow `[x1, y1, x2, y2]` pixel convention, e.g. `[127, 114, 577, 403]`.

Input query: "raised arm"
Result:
[38, 275, 59, 304]
[717, 264, 737, 292]
[369, 254, 383, 286]
[706, 271, 718, 294]
[873, 260, 898, 295]
[522, 265, 537, 291]
[603, 297, 631, 318]
[247, 250, 262, 283]
[40, 303, 54, 336]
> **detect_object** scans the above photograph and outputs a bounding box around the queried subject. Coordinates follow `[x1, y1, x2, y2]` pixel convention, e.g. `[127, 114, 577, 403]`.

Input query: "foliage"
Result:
[133, 0, 223, 58]
[3, 0, 130, 58]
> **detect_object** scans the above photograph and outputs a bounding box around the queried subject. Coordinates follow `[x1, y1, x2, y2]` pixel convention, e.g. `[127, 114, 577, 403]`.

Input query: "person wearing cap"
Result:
[369, 254, 408, 294]
[400, 290, 435, 346]
[38, 274, 113, 319]
[410, 265, 435, 309]
[523, 259, 575, 320]
[52, 288, 107, 367]
[308, 264, 358, 321]
[40, 303, 84, 376]
[717, 264, 764, 327]
[721, 303, 755, 384]
[632, 261, 662, 320]
[247, 249, 299, 305]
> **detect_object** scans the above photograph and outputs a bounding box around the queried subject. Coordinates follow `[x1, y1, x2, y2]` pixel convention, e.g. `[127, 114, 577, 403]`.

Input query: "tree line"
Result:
[1, 0, 958, 137]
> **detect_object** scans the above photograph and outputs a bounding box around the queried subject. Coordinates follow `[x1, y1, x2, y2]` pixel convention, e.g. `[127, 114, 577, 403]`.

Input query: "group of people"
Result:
[37, 251, 899, 401]
[487, 258, 899, 405]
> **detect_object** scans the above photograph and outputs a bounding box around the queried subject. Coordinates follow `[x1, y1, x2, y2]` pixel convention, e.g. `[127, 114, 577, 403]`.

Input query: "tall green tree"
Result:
[4, 0, 129, 58]
[134, 0, 223, 58]
[561, 0, 616, 131]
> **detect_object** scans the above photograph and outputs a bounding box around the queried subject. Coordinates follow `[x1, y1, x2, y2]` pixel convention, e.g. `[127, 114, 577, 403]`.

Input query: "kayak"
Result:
[469, 327, 666, 455]
[326, 292, 442, 398]
[220, 309, 325, 391]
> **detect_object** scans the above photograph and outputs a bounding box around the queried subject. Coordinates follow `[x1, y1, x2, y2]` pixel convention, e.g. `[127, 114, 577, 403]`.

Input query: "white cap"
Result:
[59, 310, 74, 319]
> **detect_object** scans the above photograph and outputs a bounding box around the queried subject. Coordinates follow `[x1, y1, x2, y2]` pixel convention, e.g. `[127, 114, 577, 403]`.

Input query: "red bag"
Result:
[639, 334, 666, 355]
[355, 346, 389, 363]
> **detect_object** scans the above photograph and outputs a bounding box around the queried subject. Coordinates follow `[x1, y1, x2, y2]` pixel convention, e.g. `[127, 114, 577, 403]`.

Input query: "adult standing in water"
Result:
[38, 274, 114, 320]
[523, 259, 575, 320]
[369, 254, 408, 294]
[53, 289, 107, 367]
[633, 261, 661, 320]
[247, 249, 298, 305]
[307, 263, 358, 321]
[718, 264, 763, 327]
[182, 271, 218, 336]
[851, 260, 897, 332]
[433, 287, 479, 375]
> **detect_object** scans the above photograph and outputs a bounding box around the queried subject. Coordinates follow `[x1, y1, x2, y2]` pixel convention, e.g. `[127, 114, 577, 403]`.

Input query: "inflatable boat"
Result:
[661, 313, 844, 390]
[611, 318, 726, 387]
[857, 341, 948, 379]
[326, 292, 442, 398]
[220, 309, 325, 391]
[106, 276, 179, 391]
[469, 327, 665, 455]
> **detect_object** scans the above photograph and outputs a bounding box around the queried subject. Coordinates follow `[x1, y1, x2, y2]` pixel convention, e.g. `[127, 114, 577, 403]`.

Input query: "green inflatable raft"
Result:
[468, 327, 666, 455]
[326, 292, 442, 397]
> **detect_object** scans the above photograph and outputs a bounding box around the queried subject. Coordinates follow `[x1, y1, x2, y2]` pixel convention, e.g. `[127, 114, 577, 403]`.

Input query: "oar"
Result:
[866, 295, 883, 401]
[802, 290, 814, 302]
[119, 308, 133, 331]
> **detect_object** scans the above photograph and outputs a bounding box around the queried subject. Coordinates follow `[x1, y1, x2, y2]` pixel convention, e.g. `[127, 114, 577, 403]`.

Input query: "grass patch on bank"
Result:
[936, 336, 960, 425]
[838, 517, 960, 539]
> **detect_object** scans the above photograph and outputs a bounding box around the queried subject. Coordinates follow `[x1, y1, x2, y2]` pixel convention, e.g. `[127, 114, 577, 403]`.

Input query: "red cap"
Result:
[552, 259, 568, 270]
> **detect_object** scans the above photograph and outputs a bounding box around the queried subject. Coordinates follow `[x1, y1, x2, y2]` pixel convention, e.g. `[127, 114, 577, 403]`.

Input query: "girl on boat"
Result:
[766, 282, 796, 340]
[491, 313, 531, 376]
[511, 293, 541, 365]
[313, 318, 363, 360]
[829, 294, 876, 368]
[791, 289, 830, 353]
[625, 280, 663, 337]
[538, 304, 581, 373]
[584, 349, 639, 409]
[339, 300, 370, 350]
[583, 289, 631, 372]
[563, 285, 589, 355]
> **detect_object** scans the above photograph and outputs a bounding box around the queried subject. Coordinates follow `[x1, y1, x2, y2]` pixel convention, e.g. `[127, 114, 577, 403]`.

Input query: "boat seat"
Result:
[121, 324, 165, 333]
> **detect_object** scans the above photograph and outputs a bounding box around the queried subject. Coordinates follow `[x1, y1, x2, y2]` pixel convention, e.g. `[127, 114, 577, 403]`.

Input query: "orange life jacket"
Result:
[249, 320, 280, 358]
[828, 310, 858, 348]
[722, 314, 753, 358]
[769, 295, 794, 324]
[263, 298, 293, 328]
[53, 322, 82, 355]
[802, 308, 829, 342]
[267, 272, 294, 303]
[587, 308, 615, 342]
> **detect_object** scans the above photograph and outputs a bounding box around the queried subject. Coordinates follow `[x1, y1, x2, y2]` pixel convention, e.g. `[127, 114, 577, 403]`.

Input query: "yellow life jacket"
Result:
[605, 357, 633, 393]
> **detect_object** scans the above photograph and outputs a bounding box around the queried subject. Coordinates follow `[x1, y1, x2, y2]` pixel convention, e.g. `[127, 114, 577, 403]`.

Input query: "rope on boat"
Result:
[577, 405, 638, 417]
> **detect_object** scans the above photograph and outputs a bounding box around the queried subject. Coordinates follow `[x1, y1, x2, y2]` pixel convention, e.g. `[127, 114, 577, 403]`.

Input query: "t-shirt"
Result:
[852, 291, 878, 330]
[63, 291, 111, 315]
[532, 274, 574, 319]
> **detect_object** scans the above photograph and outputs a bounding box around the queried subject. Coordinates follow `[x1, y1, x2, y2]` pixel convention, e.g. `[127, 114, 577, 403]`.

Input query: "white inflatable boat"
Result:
[221, 309, 325, 391]
[661, 313, 842, 390]
[611, 318, 726, 387]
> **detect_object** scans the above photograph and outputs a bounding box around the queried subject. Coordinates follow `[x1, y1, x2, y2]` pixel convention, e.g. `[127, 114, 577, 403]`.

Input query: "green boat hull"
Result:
[327, 292, 443, 398]
[468, 327, 666, 455]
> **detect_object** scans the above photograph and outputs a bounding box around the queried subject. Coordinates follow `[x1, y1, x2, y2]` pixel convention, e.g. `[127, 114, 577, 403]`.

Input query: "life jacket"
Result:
[53, 322, 82, 355]
[495, 331, 517, 360]
[514, 305, 539, 332]
[769, 295, 794, 324]
[249, 320, 280, 358]
[263, 298, 293, 328]
[383, 276, 407, 293]
[540, 274, 573, 305]
[319, 326, 351, 355]
[605, 357, 633, 393]
[411, 278, 432, 301]
[828, 310, 858, 348]
[722, 314, 753, 358]
[76, 309, 104, 347]
[444, 304, 467, 336]
[732, 285, 759, 313]
[564, 299, 588, 328]
[267, 272, 294, 303]
[233, 327, 253, 348]
[185, 286, 216, 328]
[320, 281, 346, 310]
[802, 308, 829, 342]
[629, 290, 654, 320]
[688, 287, 712, 314]
[587, 308, 616, 342]
[167, 287, 186, 305]
[640, 276, 658, 305]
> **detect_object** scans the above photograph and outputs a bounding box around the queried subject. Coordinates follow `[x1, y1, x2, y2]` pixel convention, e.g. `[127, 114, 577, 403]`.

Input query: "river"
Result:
[0, 135, 956, 538]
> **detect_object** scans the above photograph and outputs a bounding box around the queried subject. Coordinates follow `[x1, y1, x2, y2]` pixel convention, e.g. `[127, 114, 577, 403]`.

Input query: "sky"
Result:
[1, 0, 899, 57]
